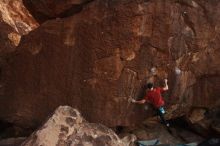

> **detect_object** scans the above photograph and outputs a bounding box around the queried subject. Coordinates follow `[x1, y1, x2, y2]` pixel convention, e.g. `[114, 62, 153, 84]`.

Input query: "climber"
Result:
[131, 79, 170, 127]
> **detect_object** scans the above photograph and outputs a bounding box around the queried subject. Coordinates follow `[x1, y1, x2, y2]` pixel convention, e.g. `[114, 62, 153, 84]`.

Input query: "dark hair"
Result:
[147, 83, 153, 89]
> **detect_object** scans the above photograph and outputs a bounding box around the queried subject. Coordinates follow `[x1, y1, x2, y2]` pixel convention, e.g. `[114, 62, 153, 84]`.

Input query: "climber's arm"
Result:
[132, 99, 146, 104]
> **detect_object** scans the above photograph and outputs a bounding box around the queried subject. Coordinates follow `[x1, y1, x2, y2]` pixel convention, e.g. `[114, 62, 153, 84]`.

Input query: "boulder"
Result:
[121, 134, 137, 146]
[21, 106, 124, 146]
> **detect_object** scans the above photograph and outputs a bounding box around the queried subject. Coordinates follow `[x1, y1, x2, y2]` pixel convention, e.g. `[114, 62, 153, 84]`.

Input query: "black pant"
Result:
[156, 108, 168, 126]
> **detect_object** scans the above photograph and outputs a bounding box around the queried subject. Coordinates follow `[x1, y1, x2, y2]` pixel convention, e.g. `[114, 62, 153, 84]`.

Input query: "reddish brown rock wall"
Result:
[0, 0, 38, 103]
[0, 0, 219, 129]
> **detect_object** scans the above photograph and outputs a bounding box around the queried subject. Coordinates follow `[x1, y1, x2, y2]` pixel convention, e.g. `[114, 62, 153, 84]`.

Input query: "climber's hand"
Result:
[164, 79, 168, 83]
[163, 79, 169, 91]
[131, 99, 136, 103]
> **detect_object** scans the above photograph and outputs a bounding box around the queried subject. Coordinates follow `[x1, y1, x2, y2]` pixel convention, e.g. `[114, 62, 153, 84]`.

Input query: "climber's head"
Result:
[147, 82, 154, 90]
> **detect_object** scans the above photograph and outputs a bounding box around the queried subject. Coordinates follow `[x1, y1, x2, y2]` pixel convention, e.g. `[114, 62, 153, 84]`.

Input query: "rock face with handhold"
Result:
[0, 0, 220, 130]
[21, 106, 124, 146]
[0, 0, 38, 100]
[0, 22, 21, 55]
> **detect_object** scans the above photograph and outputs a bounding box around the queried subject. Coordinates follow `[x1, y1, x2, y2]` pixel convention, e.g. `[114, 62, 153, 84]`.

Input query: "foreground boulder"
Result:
[21, 106, 124, 146]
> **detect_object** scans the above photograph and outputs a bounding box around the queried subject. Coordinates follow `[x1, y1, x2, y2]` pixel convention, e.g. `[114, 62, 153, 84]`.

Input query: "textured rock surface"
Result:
[0, 0, 220, 130]
[21, 106, 124, 146]
[121, 134, 136, 146]
[0, 0, 38, 101]
[0, 0, 38, 118]
[0, 22, 20, 55]
[0, 0, 38, 35]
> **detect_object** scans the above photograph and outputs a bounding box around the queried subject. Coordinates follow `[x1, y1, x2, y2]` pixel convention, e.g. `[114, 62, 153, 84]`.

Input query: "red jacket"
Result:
[145, 87, 165, 108]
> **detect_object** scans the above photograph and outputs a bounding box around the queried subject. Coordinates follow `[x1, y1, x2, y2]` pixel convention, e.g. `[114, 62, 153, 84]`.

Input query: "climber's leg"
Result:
[157, 107, 170, 127]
